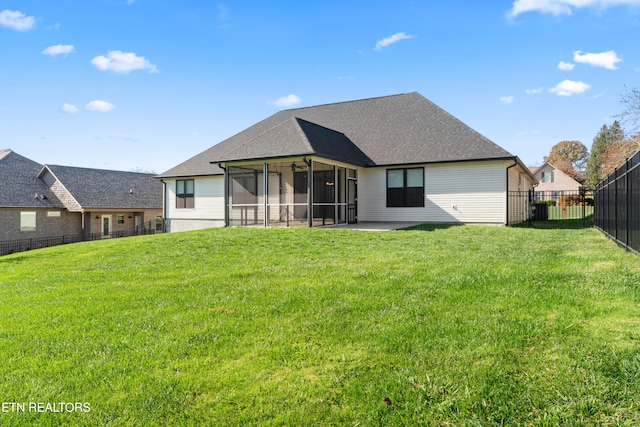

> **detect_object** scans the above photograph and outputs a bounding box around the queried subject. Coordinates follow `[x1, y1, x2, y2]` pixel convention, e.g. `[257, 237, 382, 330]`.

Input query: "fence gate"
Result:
[508, 190, 594, 228]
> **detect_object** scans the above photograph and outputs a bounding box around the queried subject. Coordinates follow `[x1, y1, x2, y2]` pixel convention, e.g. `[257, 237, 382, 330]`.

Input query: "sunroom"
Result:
[224, 157, 358, 227]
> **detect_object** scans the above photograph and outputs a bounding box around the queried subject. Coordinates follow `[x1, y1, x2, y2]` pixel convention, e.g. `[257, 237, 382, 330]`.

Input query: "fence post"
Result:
[626, 157, 631, 250]
[528, 190, 533, 227]
[580, 187, 585, 229]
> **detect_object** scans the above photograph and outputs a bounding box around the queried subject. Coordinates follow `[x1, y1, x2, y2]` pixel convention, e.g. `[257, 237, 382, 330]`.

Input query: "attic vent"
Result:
[129, 188, 133, 194]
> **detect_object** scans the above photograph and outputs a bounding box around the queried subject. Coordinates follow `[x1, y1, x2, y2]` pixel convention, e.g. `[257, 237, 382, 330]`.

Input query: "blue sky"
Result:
[2, 0, 639, 173]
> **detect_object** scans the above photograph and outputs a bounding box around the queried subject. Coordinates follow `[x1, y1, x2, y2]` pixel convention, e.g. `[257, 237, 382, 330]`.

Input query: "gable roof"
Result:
[0, 150, 64, 208]
[40, 165, 162, 209]
[215, 117, 373, 166]
[530, 162, 583, 187]
[158, 92, 515, 178]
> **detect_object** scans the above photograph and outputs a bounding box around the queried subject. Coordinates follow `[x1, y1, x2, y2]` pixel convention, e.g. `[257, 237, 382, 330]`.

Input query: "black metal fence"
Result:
[0, 220, 163, 257]
[594, 150, 640, 253]
[508, 190, 593, 228]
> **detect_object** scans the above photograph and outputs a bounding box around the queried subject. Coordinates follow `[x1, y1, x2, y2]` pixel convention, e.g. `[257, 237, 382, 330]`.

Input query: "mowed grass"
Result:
[1, 225, 639, 426]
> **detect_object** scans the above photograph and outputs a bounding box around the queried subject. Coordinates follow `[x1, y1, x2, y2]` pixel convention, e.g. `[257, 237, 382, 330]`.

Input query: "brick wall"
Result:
[0, 208, 83, 242]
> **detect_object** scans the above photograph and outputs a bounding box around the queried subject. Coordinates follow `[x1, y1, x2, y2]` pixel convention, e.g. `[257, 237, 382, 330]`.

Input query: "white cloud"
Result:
[573, 50, 622, 70]
[549, 80, 590, 96]
[558, 61, 575, 71]
[500, 96, 515, 104]
[86, 100, 116, 112]
[374, 32, 414, 51]
[507, 0, 640, 18]
[217, 4, 230, 20]
[60, 103, 78, 113]
[270, 94, 301, 108]
[0, 9, 36, 31]
[42, 44, 75, 56]
[525, 87, 544, 94]
[91, 50, 159, 74]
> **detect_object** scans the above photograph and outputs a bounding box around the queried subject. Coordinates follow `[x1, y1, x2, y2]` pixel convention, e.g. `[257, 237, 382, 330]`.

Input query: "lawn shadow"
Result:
[514, 214, 594, 230]
[396, 223, 465, 232]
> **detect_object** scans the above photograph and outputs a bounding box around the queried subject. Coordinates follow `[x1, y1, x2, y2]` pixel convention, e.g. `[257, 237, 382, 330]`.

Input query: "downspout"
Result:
[160, 179, 167, 232]
[218, 163, 228, 227]
[506, 158, 518, 226]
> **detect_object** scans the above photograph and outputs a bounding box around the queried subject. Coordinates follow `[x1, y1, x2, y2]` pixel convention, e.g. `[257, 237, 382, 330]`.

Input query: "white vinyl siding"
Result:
[164, 176, 225, 232]
[359, 160, 507, 224]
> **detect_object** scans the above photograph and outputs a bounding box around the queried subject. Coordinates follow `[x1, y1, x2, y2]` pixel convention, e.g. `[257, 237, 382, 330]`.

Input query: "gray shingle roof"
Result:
[42, 165, 162, 209]
[0, 150, 64, 208]
[216, 117, 373, 166]
[159, 92, 515, 178]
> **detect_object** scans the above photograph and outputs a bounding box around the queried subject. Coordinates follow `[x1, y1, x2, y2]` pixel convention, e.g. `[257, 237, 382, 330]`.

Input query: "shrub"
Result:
[559, 195, 582, 206]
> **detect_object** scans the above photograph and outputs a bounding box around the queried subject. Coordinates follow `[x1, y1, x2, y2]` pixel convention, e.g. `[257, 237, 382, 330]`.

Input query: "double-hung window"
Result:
[387, 168, 424, 207]
[176, 179, 195, 209]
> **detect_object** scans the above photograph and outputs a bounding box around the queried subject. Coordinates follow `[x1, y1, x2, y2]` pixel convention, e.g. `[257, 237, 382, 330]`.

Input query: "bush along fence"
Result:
[508, 190, 594, 227]
[594, 150, 640, 254]
[0, 220, 163, 257]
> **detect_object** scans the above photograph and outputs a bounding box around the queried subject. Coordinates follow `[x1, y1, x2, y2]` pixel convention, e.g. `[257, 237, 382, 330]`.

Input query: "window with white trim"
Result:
[20, 211, 36, 231]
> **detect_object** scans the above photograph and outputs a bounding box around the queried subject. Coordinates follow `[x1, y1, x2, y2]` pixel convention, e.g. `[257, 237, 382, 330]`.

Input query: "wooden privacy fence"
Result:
[594, 150, 640, 253]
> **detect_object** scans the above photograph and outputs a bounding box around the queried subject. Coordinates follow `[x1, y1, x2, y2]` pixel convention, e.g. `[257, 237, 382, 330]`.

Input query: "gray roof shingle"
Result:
[0, 150, 65, 208]
[42, 165, 162, 209]
[159, 92, 514, 178]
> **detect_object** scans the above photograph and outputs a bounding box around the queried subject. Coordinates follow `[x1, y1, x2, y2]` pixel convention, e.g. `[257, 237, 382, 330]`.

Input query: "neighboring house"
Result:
[0, 149, 163, 242]
[157, 92, 536, 230]
[529, 162, 583, 196]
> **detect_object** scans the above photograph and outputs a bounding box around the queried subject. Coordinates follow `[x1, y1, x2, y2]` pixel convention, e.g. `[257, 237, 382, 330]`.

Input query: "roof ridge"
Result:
[221, 116, 308, 159]
[46, 164, 155, 176]
[291, 117, 314, 153]
[281, 92, 415, 113]
[0, 149, 12, 161]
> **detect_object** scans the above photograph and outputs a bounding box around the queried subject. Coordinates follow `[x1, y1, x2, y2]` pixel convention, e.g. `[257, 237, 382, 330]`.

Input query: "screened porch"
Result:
[226, 158, 357, 227]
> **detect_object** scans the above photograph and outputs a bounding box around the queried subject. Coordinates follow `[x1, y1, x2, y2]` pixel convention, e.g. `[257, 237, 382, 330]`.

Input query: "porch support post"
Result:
[334, 165, 338, 224]
[223, 166, 229, 226]
[307, 159, 313, 227]
[263, 162, 269, 227]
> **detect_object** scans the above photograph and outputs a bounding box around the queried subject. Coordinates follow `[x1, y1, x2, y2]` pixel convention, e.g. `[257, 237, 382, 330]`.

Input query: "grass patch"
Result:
[1, 225, 639, 425]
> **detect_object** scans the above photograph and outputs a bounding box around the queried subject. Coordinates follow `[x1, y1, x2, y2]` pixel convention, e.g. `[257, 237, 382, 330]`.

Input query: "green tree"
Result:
[585, 125, 609, 188]
[585, 121, 626, 188]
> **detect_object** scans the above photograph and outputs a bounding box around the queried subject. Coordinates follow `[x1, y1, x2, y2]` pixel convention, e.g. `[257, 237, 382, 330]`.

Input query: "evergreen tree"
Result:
[585, 125, 609, 188]
[610, 120, 625, 143]
[584, 121, 625, 188]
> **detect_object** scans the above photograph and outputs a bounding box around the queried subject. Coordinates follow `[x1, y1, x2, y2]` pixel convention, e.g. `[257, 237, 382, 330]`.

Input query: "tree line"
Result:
[542, 87, 640, 189]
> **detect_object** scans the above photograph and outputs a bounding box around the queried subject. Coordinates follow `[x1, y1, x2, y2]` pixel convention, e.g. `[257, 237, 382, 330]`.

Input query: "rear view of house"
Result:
[158, 92, 536, 230]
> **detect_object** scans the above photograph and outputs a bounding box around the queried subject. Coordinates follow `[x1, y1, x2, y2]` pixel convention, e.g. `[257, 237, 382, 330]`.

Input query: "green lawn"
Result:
[1, 225, 639, 426]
